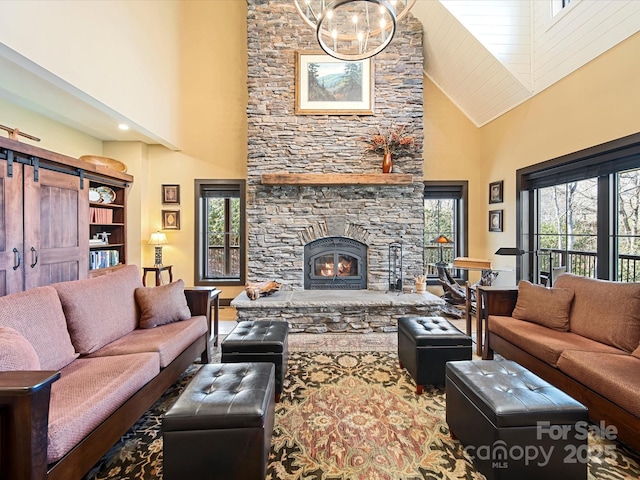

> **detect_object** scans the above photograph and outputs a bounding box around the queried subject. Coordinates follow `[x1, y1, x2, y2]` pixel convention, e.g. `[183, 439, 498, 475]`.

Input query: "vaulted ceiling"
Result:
[412, 0, 640, 126]
[0, 1, 639, 144]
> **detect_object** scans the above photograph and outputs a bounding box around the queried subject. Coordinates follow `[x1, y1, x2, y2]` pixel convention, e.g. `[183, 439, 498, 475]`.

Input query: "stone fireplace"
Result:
[245, 0, 425, 292]
[235, 1, 443, 332]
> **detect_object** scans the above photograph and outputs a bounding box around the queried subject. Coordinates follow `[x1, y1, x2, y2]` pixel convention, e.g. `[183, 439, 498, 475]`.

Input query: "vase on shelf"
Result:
[382, 152, 393, 173]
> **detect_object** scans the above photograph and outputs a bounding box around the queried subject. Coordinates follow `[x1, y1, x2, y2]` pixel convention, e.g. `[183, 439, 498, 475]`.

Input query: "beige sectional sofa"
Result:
[0, 265, 211, 480]
[484, 273, 640, 452]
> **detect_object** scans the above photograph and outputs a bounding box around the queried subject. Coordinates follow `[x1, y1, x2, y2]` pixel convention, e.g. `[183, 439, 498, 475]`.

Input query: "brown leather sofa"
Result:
[483, 273, 640, 452]
[0, 265, 212, 480]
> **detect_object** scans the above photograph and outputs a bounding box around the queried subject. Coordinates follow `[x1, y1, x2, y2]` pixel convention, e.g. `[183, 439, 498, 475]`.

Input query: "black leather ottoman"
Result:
[446, 360, 588, 480]
[397, 316, 472, 393]
[163, 362, 275, 480]
[222, 320, 289, 402]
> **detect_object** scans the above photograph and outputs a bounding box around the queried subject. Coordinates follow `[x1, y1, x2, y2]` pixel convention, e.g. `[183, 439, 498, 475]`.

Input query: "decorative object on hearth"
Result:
[0, 124, 40, 142]
[415, 274, 426, 292]
[388, 239, 403, 291]
[148, 231, 168, 267]
[245, 280, 282, 300]
[293, 0, 416, 61]
[363, 124, 416, 173]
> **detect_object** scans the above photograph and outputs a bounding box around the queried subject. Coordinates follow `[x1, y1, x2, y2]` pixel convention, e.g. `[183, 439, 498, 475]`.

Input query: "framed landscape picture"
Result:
[489, 210, 503, 232]
[162, 210, 180, 230]
[295, 51, 374, 115]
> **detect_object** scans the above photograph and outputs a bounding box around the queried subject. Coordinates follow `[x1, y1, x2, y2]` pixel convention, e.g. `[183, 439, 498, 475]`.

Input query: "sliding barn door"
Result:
[0, 160, 24, 295]
[23, 166, 89, 289]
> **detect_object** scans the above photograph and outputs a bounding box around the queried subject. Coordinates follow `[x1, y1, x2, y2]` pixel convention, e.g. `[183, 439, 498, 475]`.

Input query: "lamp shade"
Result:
[432, 235, 453, 244]
[148, 232, 168, 246]
[495, 247, 524, 256]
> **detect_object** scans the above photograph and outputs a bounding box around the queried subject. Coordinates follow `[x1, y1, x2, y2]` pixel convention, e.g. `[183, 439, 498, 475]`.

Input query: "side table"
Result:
[143, 265, 173, 286]
[476, 285, 519, 358]
[184, 287, 222, 350]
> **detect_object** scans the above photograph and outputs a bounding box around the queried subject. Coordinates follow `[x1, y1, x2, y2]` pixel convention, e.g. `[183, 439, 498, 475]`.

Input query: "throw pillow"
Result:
[512, 280, 574, 331]
[632, 343, 640, 360]
[0, 326, 41, 371]
[135, 279, 192, 329]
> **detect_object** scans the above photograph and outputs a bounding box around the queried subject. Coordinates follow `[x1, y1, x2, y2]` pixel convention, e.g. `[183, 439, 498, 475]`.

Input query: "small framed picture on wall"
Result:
[162, 184, 180, 205]
[489, 210, 503, 232]
[489, 180, 503, 204]
[162, 210, 180, 230]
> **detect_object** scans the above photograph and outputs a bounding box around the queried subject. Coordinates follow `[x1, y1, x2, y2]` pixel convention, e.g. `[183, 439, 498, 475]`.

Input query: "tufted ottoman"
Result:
[397, 316, 472, 393]
[446, 360, 588, 480]
[163, 362, 275, 480]
[221, 320, 289, 402]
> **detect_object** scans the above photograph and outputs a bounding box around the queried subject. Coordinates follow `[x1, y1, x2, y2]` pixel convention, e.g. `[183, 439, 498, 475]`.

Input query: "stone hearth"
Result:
[231, 290, 444, 334]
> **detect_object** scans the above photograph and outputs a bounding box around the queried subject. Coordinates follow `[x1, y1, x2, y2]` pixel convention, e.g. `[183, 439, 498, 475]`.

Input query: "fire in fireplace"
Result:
[304, 236, 367, 289]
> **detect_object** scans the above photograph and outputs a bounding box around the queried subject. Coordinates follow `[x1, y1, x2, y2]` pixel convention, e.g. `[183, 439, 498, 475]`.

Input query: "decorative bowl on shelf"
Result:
[79, 155, 127, 173]
[96, 186, 116, 204]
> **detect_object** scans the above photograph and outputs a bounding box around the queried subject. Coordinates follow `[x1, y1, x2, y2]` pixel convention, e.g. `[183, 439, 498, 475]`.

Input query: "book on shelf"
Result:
[89, 250, 120, 270]
[90, 207, 113, 223]
[453, 257, 492, 269]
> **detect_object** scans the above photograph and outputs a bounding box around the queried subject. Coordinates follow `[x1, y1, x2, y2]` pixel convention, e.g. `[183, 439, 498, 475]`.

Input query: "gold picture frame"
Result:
[295, 51, 374, 115]
[162, 184, 180, 205]
[162, 210, 180, 230]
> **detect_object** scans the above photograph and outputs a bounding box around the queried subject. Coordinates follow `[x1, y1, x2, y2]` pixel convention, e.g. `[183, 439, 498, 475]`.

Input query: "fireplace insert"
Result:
[304, 236, 367, 289]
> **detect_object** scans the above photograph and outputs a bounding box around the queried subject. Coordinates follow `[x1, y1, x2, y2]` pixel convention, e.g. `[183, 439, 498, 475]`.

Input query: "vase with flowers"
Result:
[363, 124, 417, 173]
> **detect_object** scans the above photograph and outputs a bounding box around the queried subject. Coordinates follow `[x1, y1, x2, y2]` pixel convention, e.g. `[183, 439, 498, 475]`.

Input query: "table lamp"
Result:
[432, 235, 453, 265]
[148, 231, 168, 267]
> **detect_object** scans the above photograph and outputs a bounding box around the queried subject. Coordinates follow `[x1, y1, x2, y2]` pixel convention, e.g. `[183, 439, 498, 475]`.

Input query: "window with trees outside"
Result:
[424, 181, 468, 283]
[195, 180, 246, 286]
[517, 134, 640, 283]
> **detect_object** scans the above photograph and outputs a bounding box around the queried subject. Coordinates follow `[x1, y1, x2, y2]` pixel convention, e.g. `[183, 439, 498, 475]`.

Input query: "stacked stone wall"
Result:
[246, 0, 425, 290]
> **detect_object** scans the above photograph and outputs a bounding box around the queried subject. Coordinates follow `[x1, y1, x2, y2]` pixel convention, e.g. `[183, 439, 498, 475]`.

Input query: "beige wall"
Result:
[0, 97, 102, 156]
[478, 31, 640, 285]
[137, 0, 248, 299]
[0, 0, 182, 148]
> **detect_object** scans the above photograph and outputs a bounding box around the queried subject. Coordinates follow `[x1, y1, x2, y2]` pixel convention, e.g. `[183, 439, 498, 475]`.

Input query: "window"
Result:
[195, 180, 246, 286]
[424, 181, 468, 283]
[516, 133, 640, 283]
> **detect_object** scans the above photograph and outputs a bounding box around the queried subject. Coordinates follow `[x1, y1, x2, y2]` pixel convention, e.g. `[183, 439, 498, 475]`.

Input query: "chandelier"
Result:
[294, 0, 416, 61]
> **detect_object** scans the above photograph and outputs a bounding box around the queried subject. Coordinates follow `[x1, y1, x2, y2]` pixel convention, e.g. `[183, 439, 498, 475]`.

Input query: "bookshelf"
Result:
[88, 180, 127, 276]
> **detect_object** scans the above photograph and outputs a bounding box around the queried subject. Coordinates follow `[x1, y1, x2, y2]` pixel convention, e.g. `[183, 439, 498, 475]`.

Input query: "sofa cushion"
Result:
[554, 273, 640, 353]
[53, 265, 142, 355]
[0, 286, 77, 370]
[557, 350, 640, 418]
[512, 280, 573, 331]
[135, 279, 191, 329]
[88, 316, 207, 367]
[488, 315, 624, 366]
[47, 352, 160, 463]
[0, 326, 41, 370]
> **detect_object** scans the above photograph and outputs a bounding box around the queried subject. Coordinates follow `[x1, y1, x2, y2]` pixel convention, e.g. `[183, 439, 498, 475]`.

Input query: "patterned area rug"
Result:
[84, 351, 640, 480]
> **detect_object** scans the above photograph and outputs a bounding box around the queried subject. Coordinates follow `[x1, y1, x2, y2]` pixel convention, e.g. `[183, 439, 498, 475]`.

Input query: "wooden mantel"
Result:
[260, 173, 414, 185]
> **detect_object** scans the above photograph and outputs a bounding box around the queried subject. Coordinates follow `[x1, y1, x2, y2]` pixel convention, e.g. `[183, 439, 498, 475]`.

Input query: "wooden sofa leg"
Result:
[416, 385, 423, 395]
